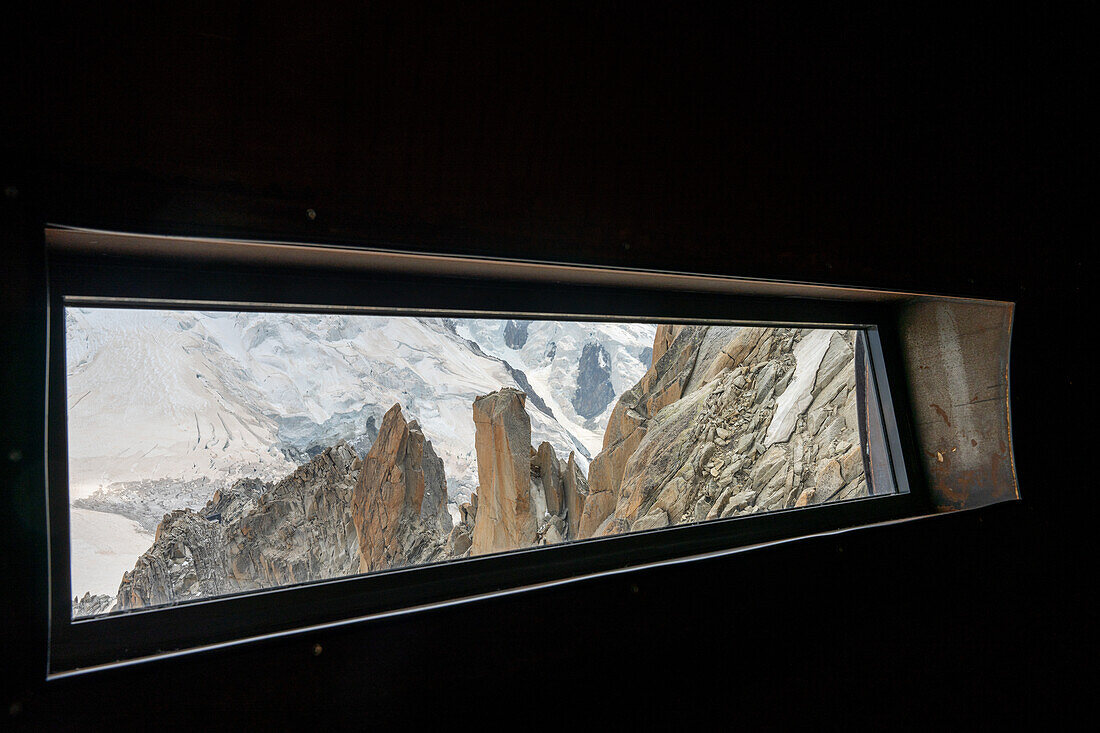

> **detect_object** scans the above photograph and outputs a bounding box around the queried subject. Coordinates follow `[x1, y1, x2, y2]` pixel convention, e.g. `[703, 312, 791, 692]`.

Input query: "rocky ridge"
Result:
[76, 324, 868, 617]
[112, 442, 361, 611]
[581, 325, 869, 537]
[350, 404, 452, 573]
[92, 407, 463, 615]
[459, 388, 588, 556]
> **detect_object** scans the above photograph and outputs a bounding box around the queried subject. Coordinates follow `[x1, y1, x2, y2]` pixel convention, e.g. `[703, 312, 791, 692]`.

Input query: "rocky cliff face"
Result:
[467, 388, 586, 555]
[107, 411, 457, 614]
[222, 444, 362, 589]
[350, 404, 452, 573]
[101, 405, 456, 615]
[578, 324, 700, 536]
[503, 319, 530, 349]
[72, 592, 112, 617]
[113, 443, 362, 611]
[79, 323, 868, 618]
[580, 326, 868, 537]
[469, 389, 542, 554]
[572, 342, 615, 419]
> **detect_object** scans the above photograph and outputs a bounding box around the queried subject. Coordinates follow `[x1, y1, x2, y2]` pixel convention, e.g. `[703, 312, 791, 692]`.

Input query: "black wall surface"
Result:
[3, 4, 1087, 727]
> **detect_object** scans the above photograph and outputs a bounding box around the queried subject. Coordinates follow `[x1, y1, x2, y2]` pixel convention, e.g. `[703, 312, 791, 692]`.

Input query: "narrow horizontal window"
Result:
[46, 230, 921, 673]
[65, 306, 900, 620]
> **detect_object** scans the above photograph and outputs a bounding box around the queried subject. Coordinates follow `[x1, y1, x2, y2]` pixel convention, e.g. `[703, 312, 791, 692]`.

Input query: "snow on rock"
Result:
[454, 319, 656, 457]
[64, 308, 654, 597]
[67, 309, 610, 506]
[65, 308, 297, 502]
[765, 329, 833, 446]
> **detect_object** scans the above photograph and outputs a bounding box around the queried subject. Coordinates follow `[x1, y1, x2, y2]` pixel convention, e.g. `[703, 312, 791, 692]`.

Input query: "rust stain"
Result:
[990, 452, 1007, 498]
[927, 448, 969, 507]
[971, 439, 978, 447]
[930, 403, 952, 427]
[928, 440, 1014, 509]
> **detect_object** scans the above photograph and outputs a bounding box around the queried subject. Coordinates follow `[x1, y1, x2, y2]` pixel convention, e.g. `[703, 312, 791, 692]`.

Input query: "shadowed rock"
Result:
[572, 342, 615, 419]
[72, 592, 112, 617]
[115, 442, 362, 611]
[503, 319, 530, 349]
[563, 451, 589, 538]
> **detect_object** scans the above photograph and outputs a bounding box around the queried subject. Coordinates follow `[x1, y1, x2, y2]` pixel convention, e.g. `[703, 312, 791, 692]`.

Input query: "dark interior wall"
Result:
[3, 3, 1087, 726]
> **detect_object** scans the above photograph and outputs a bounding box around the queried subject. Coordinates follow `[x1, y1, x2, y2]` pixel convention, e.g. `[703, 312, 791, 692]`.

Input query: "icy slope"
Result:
[66, 309, 616, 509]
[65, 308, 655, 599]
[69, 508, 154, 597]
[454, 319, 657, 456]
[65, 308, 297, 502]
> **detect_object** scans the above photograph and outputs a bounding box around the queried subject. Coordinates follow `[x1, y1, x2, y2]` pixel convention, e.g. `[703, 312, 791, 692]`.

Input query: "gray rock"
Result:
[693, 496, 713, 522]
[632, 510, 670, 531]
[815, 458, 845, 500]
[572, 342, 616, 419]
[503, 319, 530, 349]
[115, 441, 368, 611]
[72, 592, 113, 618]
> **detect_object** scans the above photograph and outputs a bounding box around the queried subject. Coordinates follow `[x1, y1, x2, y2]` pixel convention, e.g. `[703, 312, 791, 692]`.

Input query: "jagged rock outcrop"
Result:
[72, 592, 112, 617]
[529, 443, 590, 540]
[224, 445, 362, 588]
[470, 389, 542, 554]
[107, 405, 458, 612]
[532, 441, 589, 543]
[94, 323, 867, 616]
[562, 452, 589, 539]
[581, 326, 869, 537]
[114, 443, 362, 610]
[578, 324, 705, 536]
[650, 324, 687, 366]
[469, 388, 580, 554]
[446, 493, 477, 557]
[351, 404, 452, 572]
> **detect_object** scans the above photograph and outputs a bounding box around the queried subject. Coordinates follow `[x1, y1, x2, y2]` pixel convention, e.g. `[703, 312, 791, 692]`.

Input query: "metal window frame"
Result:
[44, 227, 926, 675]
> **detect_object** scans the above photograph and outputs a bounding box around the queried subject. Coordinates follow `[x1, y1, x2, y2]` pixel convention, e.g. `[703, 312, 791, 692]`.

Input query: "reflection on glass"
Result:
[67, 309, 894, 617]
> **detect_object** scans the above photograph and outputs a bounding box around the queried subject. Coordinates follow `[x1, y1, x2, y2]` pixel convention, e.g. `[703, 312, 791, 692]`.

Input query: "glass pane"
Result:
[66, 308, 896, 617]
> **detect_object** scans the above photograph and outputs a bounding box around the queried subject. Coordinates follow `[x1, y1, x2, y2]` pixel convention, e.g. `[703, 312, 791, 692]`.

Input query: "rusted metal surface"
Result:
[899, 299, 1017, 510]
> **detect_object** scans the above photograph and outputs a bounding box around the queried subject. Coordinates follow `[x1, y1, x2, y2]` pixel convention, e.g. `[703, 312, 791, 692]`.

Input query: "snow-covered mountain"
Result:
[454, 318, 656, 455]
[65, 307, 654, 596]
[65, 308, 298, 508]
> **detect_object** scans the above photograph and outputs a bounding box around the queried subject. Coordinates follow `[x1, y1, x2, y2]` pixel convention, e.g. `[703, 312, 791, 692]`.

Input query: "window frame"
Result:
[46, 230, 926, 675]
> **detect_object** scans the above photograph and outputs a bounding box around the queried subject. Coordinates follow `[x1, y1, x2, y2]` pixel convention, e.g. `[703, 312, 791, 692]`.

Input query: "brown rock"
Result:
[351, 405, 450, 573]
[814, 458, 845, 501]
[446, 525, 473, 556]
[698, 327, 770, 386]
[470, 388, 541, 555]
[584, 324, 866, 536]
[632, 510, 669, 531]
[578, 421, 647, 536]
[563, 451, 589, 538]
[578, 326, 709, 536]
[533, 441, 565, 516]
[651, 324, 687, 367]
[838, 443, 865, 483]
[794, 488, 816, 507]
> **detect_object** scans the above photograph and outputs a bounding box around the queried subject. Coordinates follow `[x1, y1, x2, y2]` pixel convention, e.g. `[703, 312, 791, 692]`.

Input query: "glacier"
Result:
[65, 307, 655, 598]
